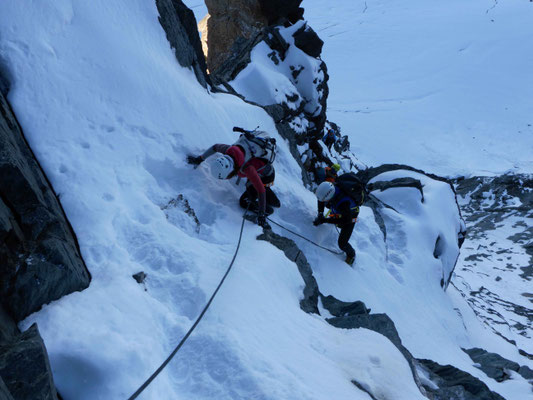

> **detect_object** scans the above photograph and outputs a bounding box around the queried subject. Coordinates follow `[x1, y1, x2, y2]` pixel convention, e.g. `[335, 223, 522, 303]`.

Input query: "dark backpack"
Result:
[336, 172, 366, 206]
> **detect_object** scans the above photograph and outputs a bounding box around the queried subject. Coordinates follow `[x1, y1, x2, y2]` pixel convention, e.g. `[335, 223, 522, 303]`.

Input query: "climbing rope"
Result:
[127, 209, 249, 400]
[266, 217, 343, 255]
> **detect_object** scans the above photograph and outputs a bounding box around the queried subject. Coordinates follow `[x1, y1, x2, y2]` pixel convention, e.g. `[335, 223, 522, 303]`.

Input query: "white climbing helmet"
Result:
[211, 155, 234, 179]
[316, 181, 336, 202]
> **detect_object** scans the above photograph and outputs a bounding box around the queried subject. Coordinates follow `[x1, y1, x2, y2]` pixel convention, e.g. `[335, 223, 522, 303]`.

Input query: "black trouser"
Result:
[239, 171, 281, 210]
[338, 222, 355, 258]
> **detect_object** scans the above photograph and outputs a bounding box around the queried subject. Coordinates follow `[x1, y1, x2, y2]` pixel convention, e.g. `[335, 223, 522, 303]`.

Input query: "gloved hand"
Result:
[257, 213, 271, 230]
[313, 215, 325, 226]
[187, 155, 203, 168]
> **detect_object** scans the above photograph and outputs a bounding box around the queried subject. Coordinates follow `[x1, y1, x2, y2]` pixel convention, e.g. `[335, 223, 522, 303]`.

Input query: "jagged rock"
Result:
[156, 0, 210, 87]
[203, 0, 268, 72]
[0, 324, 58, 400]
[463, 347, 533, 383]
[293, 23, 323, 58]
[418, 359, 506, 400]
[132, 271, 147, 285]
[161, 194, 201, 234]
[201, 0, 304, 72]
[258, 0, 303, 25]
[257, 229, 319, 313]
[320, 295, 370, 317]
[0, 81, 90, 322]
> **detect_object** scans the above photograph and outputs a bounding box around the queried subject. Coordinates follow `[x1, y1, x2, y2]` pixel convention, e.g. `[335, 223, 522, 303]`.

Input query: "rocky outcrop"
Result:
[293, 23, 323, 58]
[200, 0, 304, 72]
[463, 347, 533, 383]
[0, 324, 58, 400]
[0, 82, 90, 323]
[418, 359, 506, 400]
[202, 0, 267, 73]
[156, 0, 210, 87]
[257, 0, 303, 25]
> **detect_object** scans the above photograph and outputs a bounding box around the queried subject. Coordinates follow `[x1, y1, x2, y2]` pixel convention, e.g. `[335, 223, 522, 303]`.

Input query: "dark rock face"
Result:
[0, 87, 90, 322]
[463, 347, 533, 383]
[0, 324, 58, 400]
[258, 0, 303, 25]
[200, 0, 303, 72]
[418, 359, 506, 400]
[155, 0, 210, 87]
[293, 23, 323, 58]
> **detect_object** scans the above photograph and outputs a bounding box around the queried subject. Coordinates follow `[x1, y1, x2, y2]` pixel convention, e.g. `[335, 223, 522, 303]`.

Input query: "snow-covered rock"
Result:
[454, 174, 533, 359]
[363, 165, 466, 289]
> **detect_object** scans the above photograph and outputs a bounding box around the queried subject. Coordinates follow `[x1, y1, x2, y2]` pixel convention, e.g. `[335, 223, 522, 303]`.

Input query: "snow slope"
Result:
[304, 0, 533, 177]
[1, 0, 532, 399]
[0, 2, 421, 399]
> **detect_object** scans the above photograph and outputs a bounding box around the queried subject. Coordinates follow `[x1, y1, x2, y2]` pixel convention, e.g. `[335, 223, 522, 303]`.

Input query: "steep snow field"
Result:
[1, 0, 532, 399]
[304, 0, 533, 177]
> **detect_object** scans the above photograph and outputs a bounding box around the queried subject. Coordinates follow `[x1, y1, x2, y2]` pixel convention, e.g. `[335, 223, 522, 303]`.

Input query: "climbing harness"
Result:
[127, 208, 249, 400]
[266, 217, 343, 256]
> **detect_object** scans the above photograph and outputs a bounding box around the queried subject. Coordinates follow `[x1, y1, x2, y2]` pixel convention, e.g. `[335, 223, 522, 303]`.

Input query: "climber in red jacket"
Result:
[187, 143, 280, 229]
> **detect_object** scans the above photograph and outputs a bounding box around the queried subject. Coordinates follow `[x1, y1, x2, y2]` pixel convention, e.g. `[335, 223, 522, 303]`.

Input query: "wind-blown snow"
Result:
[1, 0, 532, 399]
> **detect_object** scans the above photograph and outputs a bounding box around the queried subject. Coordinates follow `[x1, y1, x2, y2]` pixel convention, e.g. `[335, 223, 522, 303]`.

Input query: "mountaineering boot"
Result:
[257, 213, 271, 230]
[345, 254, 355, 266]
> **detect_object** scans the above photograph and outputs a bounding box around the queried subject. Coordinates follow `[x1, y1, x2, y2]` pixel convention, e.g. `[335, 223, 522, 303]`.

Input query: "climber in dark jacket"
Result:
[313, 181, 359, 265]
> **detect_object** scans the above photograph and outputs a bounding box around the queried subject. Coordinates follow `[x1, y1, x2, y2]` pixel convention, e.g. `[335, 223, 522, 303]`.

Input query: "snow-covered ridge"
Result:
[1, 0, 532, 399]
